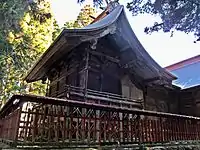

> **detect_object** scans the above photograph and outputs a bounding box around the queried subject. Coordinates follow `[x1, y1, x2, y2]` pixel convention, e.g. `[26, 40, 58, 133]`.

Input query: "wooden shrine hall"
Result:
[1, 2, 200, 149]
[25, 2, 178, 112]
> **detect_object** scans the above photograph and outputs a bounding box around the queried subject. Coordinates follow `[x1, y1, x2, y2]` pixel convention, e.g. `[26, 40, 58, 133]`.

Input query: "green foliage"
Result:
[52, 19, 61, 40]
[77, 0, 200, 40]
[0, 0, 60, 105]
[64, 5, 96, 28]
[127, 0, 200, 41]
[0, 1, 95, 106]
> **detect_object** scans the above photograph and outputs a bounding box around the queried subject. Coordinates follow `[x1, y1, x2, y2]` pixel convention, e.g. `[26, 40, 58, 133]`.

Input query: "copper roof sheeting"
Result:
[25, 4, 176, 85]
[166, 55, 200, 89]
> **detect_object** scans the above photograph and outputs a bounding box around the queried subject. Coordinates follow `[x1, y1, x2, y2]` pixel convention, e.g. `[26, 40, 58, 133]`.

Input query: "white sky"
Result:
[50, 0, 200, 67]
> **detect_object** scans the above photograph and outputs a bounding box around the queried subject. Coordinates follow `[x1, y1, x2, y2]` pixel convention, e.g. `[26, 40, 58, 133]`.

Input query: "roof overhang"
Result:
[25, 4, 176, 86]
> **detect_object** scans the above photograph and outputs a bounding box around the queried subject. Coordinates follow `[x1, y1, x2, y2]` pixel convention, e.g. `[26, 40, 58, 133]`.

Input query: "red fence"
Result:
[0, 108, 21, 142]
[0, 94, 200, 148]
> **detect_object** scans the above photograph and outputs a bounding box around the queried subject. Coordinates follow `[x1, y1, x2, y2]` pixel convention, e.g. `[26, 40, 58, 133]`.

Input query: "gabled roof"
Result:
[25, 3, 176, 86]
[166, 55, 200, 89]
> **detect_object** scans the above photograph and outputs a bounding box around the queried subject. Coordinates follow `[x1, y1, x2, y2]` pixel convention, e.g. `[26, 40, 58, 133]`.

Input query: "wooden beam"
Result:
[89, 67, 120, 79]
[143, 77, 161, 83]
[88, 50, 119, 63]
[121, 60, 136, 68]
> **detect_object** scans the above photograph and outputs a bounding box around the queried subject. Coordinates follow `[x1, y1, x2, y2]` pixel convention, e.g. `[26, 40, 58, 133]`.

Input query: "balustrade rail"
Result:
[50, 85, 143, 109]
[0, 94, 200, 148]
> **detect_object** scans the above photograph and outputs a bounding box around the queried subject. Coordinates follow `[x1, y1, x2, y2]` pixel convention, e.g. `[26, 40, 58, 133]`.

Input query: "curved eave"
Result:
[25, 5, 123, 83]
[25, 5, 175, 84]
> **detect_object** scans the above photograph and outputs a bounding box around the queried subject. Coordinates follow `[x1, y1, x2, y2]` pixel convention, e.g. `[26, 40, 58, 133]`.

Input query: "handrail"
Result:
[1, 94, 200, 148]
[50, 84, 143, 104]
[1, 94, 200, 120]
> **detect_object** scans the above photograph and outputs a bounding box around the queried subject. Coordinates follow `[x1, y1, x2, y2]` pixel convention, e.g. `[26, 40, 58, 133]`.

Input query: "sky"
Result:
[50, 0, 200, 67]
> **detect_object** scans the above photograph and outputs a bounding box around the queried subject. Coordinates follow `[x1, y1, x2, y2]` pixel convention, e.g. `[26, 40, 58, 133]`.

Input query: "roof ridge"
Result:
[90, 1, 120, 24]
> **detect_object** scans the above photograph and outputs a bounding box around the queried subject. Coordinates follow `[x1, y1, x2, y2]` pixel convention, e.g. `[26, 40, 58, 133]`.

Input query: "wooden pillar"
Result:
[84, 50, 89, 99]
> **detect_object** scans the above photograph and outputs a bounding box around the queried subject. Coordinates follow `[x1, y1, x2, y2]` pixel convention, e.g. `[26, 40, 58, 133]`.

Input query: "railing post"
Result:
[96, 109, 100, 145]
[81, 108, 86, 142]
[136, 115, 141, 143]
[160, 117, 163, 143]
[119, 112, 123, 143]
[13, 107, 22, 147]
[24, 109, 31, 142]
[4, 94, 200, 148]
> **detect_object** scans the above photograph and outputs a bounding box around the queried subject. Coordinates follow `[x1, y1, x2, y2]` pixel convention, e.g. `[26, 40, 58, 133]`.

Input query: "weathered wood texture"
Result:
[179, 86, 200, 116]
[144, 87, 179, 113]
[45, 39, 144, 109]
[47, 40, 121, 97]
[0, 95, 200, 148]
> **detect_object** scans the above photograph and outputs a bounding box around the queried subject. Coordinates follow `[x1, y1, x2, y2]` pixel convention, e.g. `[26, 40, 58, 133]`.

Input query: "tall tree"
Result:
[0, 0, 60, 105]
[77, 0, 200, 41]
[64, 5, 96, 28]
[127, 0, 200, 41]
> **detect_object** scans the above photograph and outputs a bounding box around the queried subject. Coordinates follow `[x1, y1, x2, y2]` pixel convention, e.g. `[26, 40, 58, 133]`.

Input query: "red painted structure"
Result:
[165, 55, 200, 89]
[166, 55, 200, 71]
[1, 94, 200, 148]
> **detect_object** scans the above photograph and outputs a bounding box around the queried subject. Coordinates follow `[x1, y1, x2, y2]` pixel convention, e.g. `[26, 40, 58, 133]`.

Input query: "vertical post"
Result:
[82, 50, 89, 143]
[96, 109, 100, 145]
[33, 108, 39, 142]
[82, 108, 86, 142]
[130, 114, 133, 142]
[84, 50, 89, 100]
[143, 86, 147, 109]
[63, 106, 67, 142]
[155, 119, 158, 142]
[152, 120, 155, 142]
[148, 119, 151, 142]
[170, 119, 173, 141]
[160, 117, 163, 143]
[136, 115, 140, 143]
[24, 109, 31, 142]
[47, 106, 51, 143]
[180, 119, 183, 140]
[172, 119, 175, 141]
[87, 111, 91, 143]
[184, 120, 186, 140]
[141, 117, 144, 143]
[14, 107, 22, 147]
[197, 122, 200, 140]
[100, 73, 103, 92]
[108, 112, 111, 142]
[119, 112, 123, 143]
[93, 109, 97, 142]
[69, 107, 73, 143]
[45, 79, 50, 96]
[122, 113, 125, 142]
[165, 119, 168, 142]
[144, 119, 148, 142]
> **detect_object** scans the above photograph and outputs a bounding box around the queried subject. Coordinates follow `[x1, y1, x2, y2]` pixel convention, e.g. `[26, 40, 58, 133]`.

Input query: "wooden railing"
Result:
[50, 85, 143, 109]
[1, 94, 200, 148]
